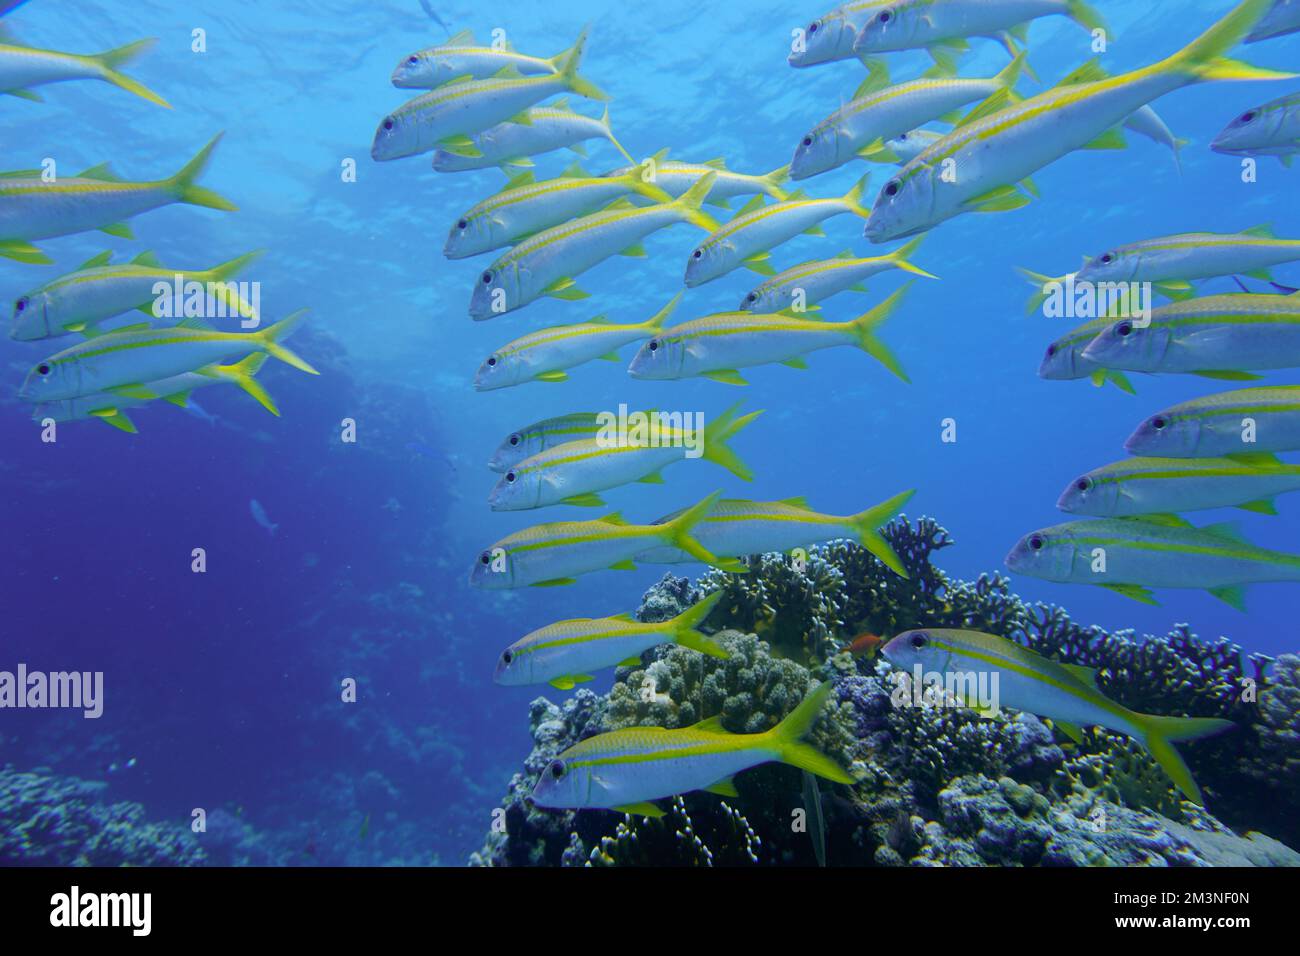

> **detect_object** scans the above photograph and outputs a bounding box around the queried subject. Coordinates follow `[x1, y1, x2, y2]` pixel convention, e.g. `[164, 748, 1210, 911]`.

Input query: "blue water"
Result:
[2, 0, 1298, 864]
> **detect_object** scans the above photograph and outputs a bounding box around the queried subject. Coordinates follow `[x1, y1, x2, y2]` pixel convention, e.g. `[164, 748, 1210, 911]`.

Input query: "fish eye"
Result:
[486, 355, 497, 367]
[692, 249, 703, 259]
[1151, 416, 1167, 430]
[508, 433, 520, 446]
[457, 218, 469, 230]
[37, 363, 50, 375]
[879, 10, 893, 23]
[1240, 110, 1256, 123]
[479, 551, 492, 565]
[1117, 321, 1133, 336]
[15, 296, 27, 312]
[1045, 343, 1057, 357]
[808, 20, 819, 34]
[884, 181, 900, 197]
[383, 118, 394, 131]
[1100, 253, 1113, 263]
[506, 471, 516, 483]
[648, 339, 659, 352]
[802, 136, 814, 147]
[909, 631, 929, 649]
[1075, 477, 1091, 492]
[502, 650, 513, 664]
[407, 55, 419, 64]
[549, 759, 566, 779]
[482, 272, 493, 284]
[898, 132, 908, 141]
[1029, 534, 1045, 551]
[746, 292, 758, 302]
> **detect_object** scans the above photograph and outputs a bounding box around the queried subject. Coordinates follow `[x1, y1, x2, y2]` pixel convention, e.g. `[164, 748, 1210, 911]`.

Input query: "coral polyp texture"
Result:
[471, 518, 1300, 867]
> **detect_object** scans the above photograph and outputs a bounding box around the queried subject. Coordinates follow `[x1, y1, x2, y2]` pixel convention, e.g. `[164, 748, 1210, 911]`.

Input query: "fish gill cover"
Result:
[0, 0, 1298, 870]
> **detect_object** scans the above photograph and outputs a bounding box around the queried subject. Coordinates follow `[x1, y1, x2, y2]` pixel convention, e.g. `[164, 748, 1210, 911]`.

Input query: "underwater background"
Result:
[1, 0, 1298, 866]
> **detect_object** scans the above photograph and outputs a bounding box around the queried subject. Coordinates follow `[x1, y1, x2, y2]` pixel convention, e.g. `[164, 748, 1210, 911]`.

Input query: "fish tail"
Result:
[769, 682, 854, 784]
[200, 249, 264, 319]
[993, 49, 1027, 91]
[626, 159, 674, 203]
[847, 283, 910, 382]
[558, 25, 609, 101]
[91, 38, 171, 108]
[258, 308, 318, 375]
[701, 401, 763, 481]
[846, 489, 915, 577]
[221, 353, 279, 416]
[598, 104, 635, 164]
[843, 173, 872, 219]
[1162, 0, 1295, 83]
[0, 239, 51, 265]
[672, 171, 721, 232]
[669, 591, 728, 658]
[643, 292, 682, 331]
[1065, 0, 1108, 35]
[168, 133, 238, 211]
[661, 490, 736, 571]
[1137, 713, 1235, 805]
[1014, 266, 1060, 315]
[762, 164, 792, 200]
[888, 235, 938, 279]
[547, 24, 587, 70]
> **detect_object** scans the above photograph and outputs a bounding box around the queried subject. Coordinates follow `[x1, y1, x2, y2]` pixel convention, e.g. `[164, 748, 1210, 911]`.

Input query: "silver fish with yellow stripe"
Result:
[739, 237, 934, 313]
[489, 410, 653, 474]
[432, 102, 630, 172]
[604, 151, 790, 207]
[0, 33, 167, 106]
[1058, 453, 1300, 517]
[1124, 386, 1300, 458]
[391, 27, 580, 88]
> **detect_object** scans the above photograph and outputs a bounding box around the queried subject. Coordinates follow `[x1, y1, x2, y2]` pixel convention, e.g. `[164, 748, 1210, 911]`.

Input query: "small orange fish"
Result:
[847, 633, 883, 657]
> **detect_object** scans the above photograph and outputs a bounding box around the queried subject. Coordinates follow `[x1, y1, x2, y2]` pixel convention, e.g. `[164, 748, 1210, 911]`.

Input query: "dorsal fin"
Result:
[130, 250, 161, 267]
[833, 248, 856, 260]
[492, 64, 523, 79]
[77, 250, 113, 270]
[598, 512, 628, 526]
[955, 88, 1013, 128]
[505, 169, 535, 188]
[778, 496, 812, 509]
[736, 193, 766, 216]
[446, 29, 475, 45]
[1129, 513, 1193, 528]
[701, 156, 728, 169]
[1055, 59, 1110, 87]
[1060, 663, 1100, 689]
[1201, 521, 1248, 543]
[692, 715, 729, 734]
[559, 160, 590, 179]
[852, 58, 891, 100]
[1241, 223, 1275, 238]
[77, 162, 121, 181]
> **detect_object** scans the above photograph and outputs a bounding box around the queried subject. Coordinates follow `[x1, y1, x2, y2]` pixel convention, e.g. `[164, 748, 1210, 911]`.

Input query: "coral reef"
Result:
[473, 517, 1300, 867]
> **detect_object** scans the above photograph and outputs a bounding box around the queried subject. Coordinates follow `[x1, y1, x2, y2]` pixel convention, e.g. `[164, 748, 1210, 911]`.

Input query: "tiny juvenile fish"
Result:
[635, 490, 915, 577]
[250, 499, 278, 536]
[371, 29, 606, 161]
[391, 27, 578, 88]
[468, 491, 742, 589]
[1005, 514, 1300, 610]
[865, 0, 1291, 242]
[739, 236, 934, 313]
[489, 410, 653, 473]
[880, 627, 1233, 804]
[19, 310, 316, 403]
[790, 55, 1025, 180]
[629, 283, 910, 386]
[32, 353, 276, 434]
[1058, 453, 1300, 517]
[530, 680, 853, 816]
[1211, 91, 1300, 166]
[494, 591, 726, 690]
[0, 133, 235, 264]
[1124, 386, 1300, 457]
[470, 172, 718, 320]
[11, 249, 261, 341]
[0, 34, 168, 107]
[603, 151, 790, 207]
[446, 159, 668, 259]
[488, 402, 762, 511]
[685, 176, 872, 286]
[1081, 292, 1300, 377]
[789, 1, 892, 68]
[432, 102, 631, 173]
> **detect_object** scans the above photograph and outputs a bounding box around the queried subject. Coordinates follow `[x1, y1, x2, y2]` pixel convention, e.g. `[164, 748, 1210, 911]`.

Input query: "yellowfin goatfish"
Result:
[1037, 315, 1136, 394]
[494, 591, 727, 690]
[635, 490, 915, 577]
[391, 27, 581, 88]
[469, 173, 718, 319]
[851, 0, 1107, 64]
[791, 55, 1026, 179]
[468, 491, 743, 589]
[488, 403, 762, 511]
[18, 310, 316, 403]
[32, 353, 276, 434]
[1125, 386, 1300, 458]
[1058, 454, 1300, 517]
[740, 237, 934, 313]
[475, 295, 679, 391]
[371, 29, 606, 161]
[431, 102, 631, 172]
[1082, 292, 1300, 377]
[1005, 515, 1300, 610]
[1211, 91, 1300, 166]
[530, 680, 853, 817]
[880, 628, 1233, 804]
[446, 160, 668, 259]
[0, 133, 235, 265]
[1245, 0, 1300, 41]
[489, 410, 656, 473]
[685, 176, 872, 286]
[790, 1, 892, 68]
[603, 150, 790, 208]
[629, 283, 910, 385]
[11, 249, 261, 341]
[865, 0, 1293, 243]
[0, 33, 168, 107]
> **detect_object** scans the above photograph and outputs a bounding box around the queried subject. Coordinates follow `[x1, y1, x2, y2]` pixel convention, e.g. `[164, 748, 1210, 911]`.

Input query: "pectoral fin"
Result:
[614, 802, 665, 818]
[704, 777, 739, 797]
[560, 492, 605, 507]
[1100, 582, 1159, 605]
[704, 369, 748, 386]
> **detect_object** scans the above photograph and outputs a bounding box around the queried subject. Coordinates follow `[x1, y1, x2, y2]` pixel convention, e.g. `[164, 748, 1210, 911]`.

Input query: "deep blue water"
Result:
[2, 0, 1298, 864]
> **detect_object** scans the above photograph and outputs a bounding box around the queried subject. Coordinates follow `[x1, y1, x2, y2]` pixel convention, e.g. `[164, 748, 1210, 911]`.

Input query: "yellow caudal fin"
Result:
[168, 133, 237, 211]
[1163, 0, 1296, 83]
[219, 353, 279, 416]
[769, 682, 854, 784]
[846, 282, 910, 382]
[1016, 267, 1066, 315]
[846, 489, 915, 577]
[202, 249, 264, 282]
[199, 249, 264, 321]
[762, 164, 792, 200]
[91, 38, 171, 108]
[1065, 0, 1108, 35]
[669, 591, 728, 658]
[887, 235, 938, 279]
[672, 170, 721, 231]
[258, 308, 318, 375]
[625, 159, 674, 203]
[557, 25, 609, 101]
[547, 25, 586, 70]
[642, 292, 682, 332]
[701, 401, 764, 481]
[1137, 713, 1234, 805]
[661, 491, 738, 571]
[843, 173, 872, 219]
[598, 104, 634, 164]
[993, 50, 1027, 92]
